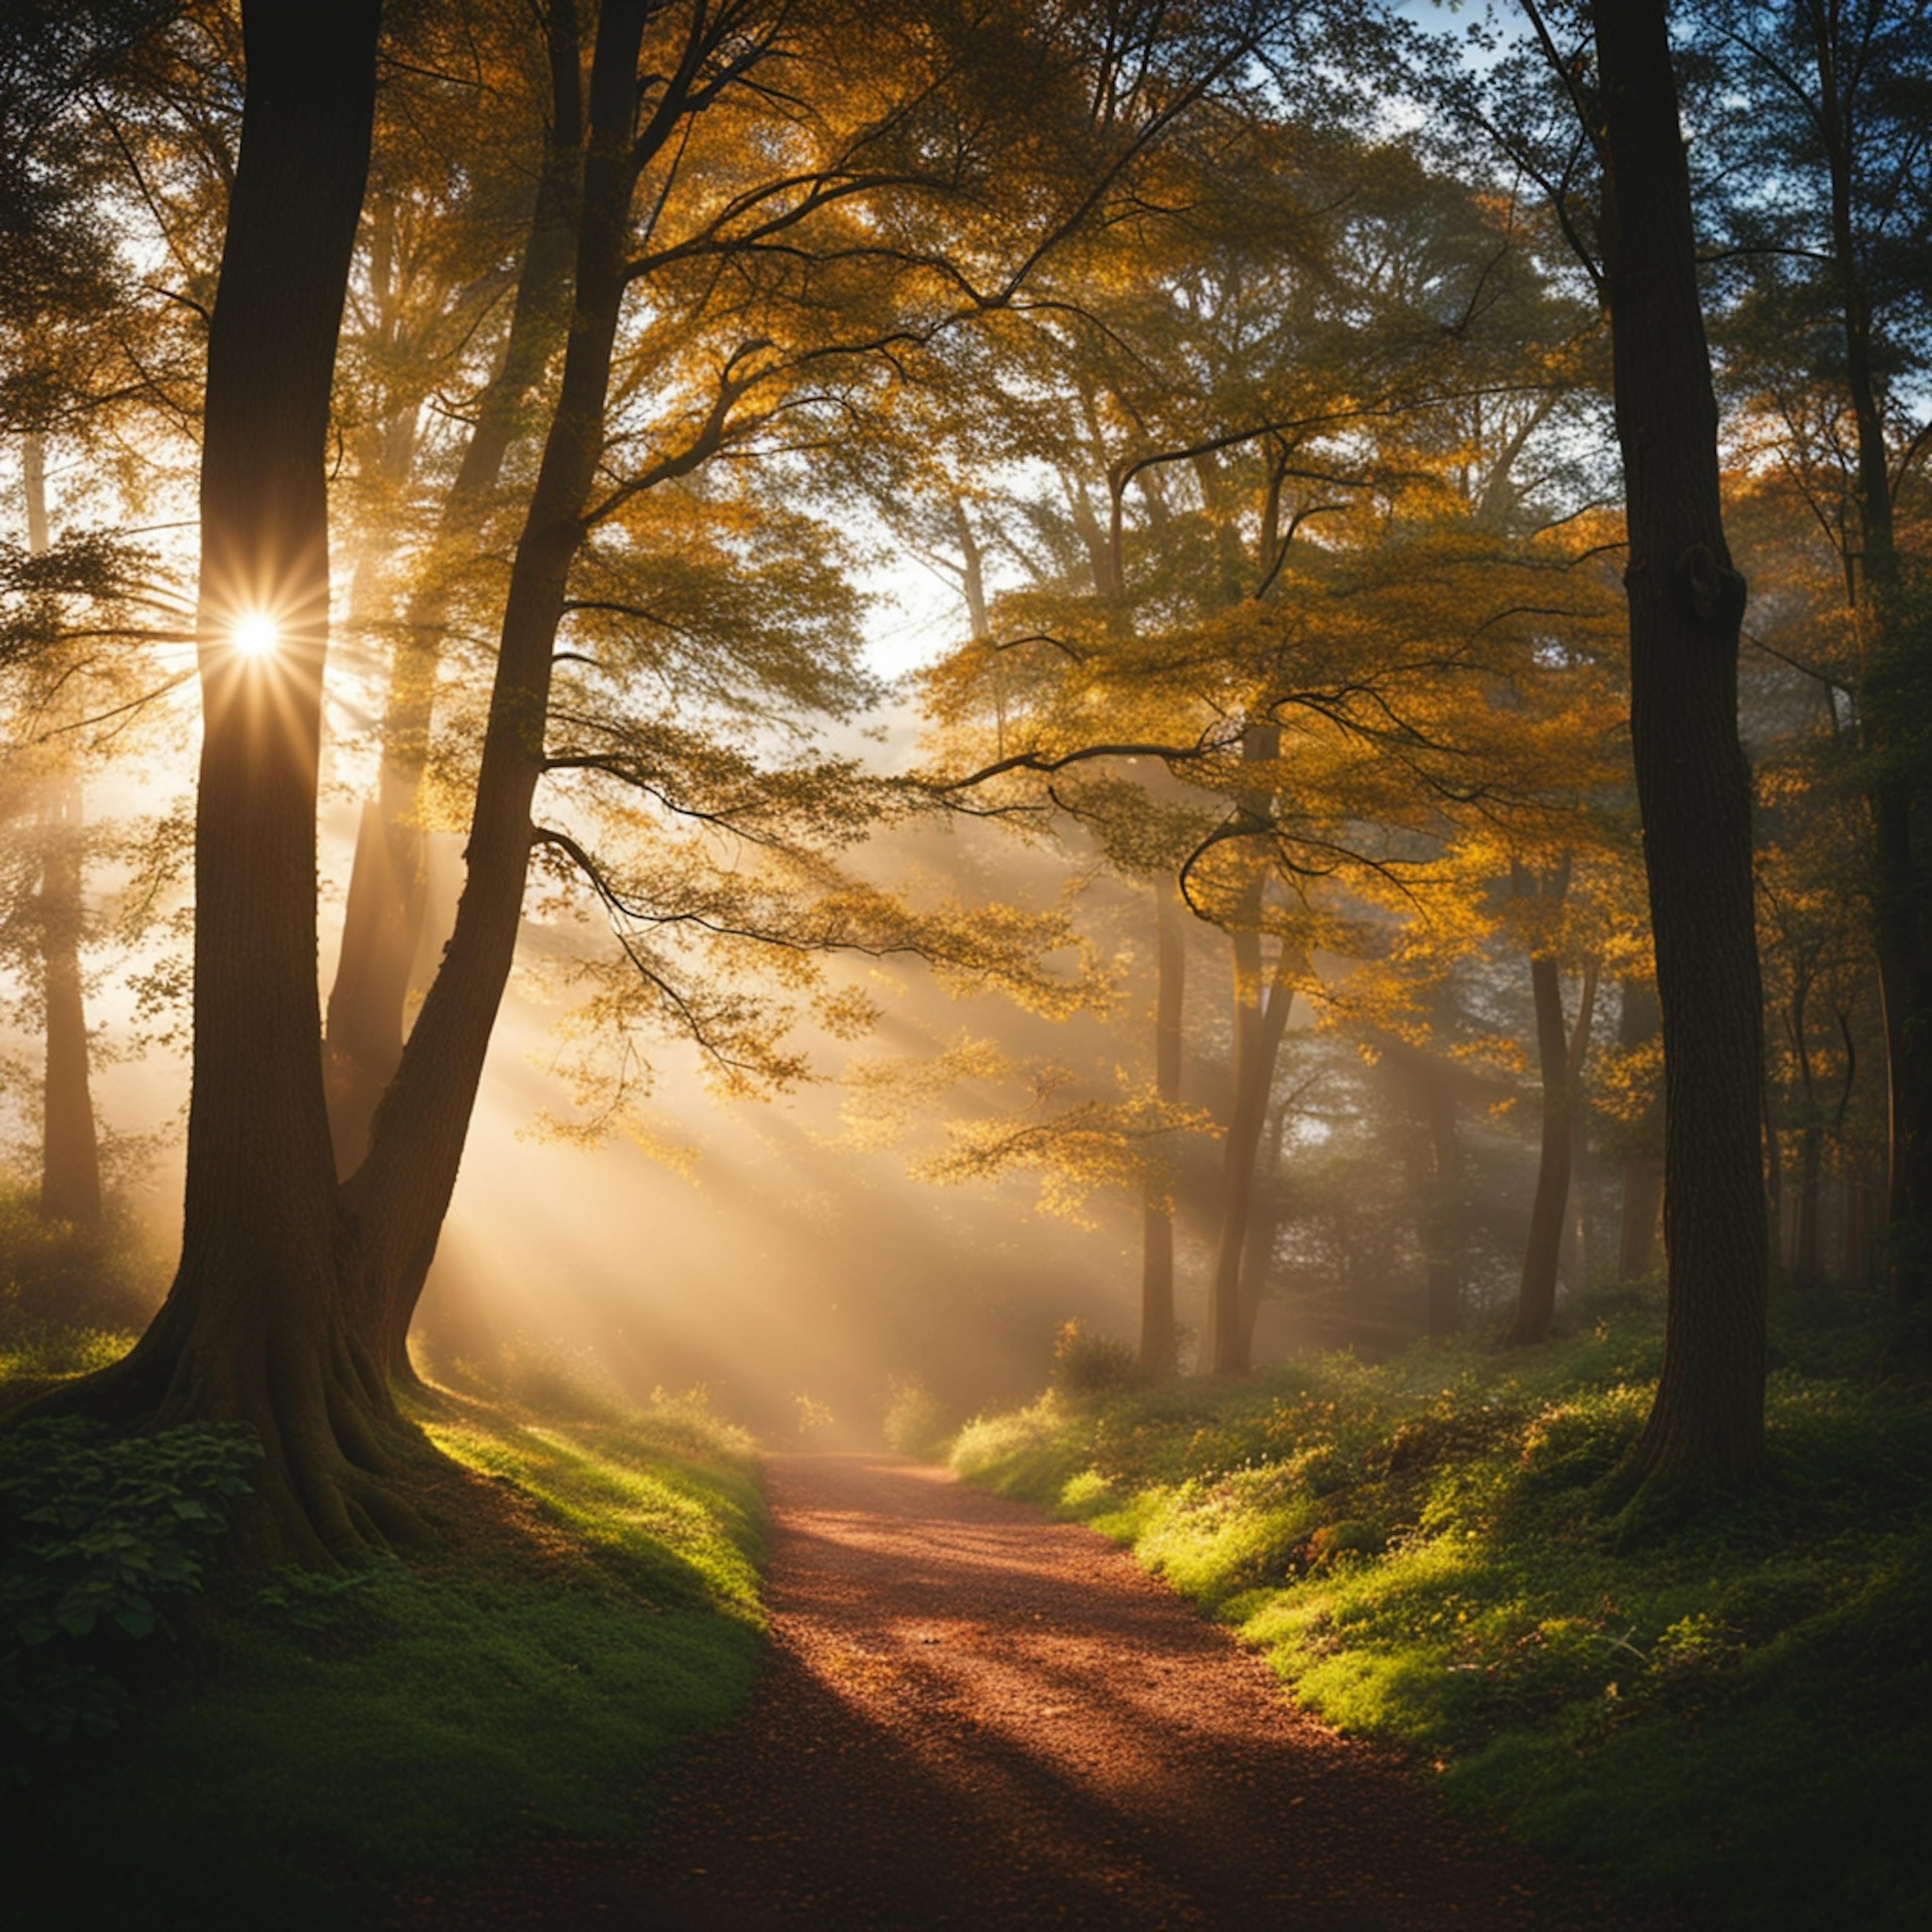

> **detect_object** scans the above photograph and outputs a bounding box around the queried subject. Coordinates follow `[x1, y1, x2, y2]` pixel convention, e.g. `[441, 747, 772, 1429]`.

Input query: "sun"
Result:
[233, 613, 279, 658]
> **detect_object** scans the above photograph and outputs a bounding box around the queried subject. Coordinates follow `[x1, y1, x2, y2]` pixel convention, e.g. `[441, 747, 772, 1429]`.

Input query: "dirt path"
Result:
[397, 1453, 1667, 1929]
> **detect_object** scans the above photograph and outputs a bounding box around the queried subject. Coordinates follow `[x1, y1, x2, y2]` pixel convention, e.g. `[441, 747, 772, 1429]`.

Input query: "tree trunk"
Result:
[324, 0, 584, 1178]
[344, 0, 658, 1380]
[1236, 1100, 1288, 1362]
[1203, 929, 1295, 1377]
[1616, 978, 1663, 1278]
[65, 0, 404, 1564]
[1843, 1173, 1872, 1288]
[1593, 0, 1768, 1497]
[38, 773, 100, 1228]
[1562, 1098, 1591, 1292]
[1791, 973, 1824, 1277]
[1422, 1055, 1463, 1336]
[1798, 6, 1932, 1305]
[1139, 874, 1183, 1378]
[22, 436, 102, 1228]
[1510, 953, 1575, 1346]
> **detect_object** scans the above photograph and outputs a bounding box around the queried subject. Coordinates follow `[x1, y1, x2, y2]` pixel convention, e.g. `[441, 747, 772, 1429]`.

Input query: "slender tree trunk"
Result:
[1140, 874, 1183, 1378]
[1593, 0, 1768, 1496]
[1792, 974, 1824, 1277]
[1204, 931, 1295, 1377]
[1422, 1055, 1463, 1335]
[1844, 1173, 1872, 1287]
[345, 0, 660, 1379]
[1562, 1099, 1591, 1291]
[22, 437, 102, 1228]
[325, 1, 584, 1178]
[1510, 954, 1575, 1346]
[38, 774, 100, 1228]
[1237, 1100, 1288, 1361]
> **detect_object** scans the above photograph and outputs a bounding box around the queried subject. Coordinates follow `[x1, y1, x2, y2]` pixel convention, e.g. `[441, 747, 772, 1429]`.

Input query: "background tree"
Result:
[1690, 0, 1932, 1302]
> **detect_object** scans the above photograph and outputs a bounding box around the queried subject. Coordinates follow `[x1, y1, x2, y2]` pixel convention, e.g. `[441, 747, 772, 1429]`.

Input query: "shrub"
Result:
[883, 1375, 955, 1461]
[0, 1185, 166, 1337]
[445, 1332, 628, 1421]
[1049, 1318, 1139, 1397]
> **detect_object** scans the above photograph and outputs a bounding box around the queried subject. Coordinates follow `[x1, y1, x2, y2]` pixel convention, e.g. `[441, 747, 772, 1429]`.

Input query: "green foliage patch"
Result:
[952, 1292, 1932, 1930]
[1, 1418, 259, 1762]
[0, 1183, 165, 1341]
[8, 1370, 766, 1930]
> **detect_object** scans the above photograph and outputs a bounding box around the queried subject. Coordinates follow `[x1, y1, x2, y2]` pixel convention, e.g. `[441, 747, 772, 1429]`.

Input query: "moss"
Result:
[8, 1372, 766, 1929]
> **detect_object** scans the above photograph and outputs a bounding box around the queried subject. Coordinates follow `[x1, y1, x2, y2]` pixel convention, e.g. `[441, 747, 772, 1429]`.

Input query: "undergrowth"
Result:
[952, 1284, 1932, 1931]
[5, 1337, 766, 1930]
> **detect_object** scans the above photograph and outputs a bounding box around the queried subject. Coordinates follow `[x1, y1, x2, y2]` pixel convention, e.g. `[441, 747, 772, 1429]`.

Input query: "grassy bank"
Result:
[952, 1290, 1931, 1930]
[5, 1333, 765, 1930]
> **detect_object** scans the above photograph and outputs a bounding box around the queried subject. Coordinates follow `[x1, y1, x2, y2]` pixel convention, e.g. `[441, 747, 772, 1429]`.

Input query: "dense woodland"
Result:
[1, 3, 1930, 1918]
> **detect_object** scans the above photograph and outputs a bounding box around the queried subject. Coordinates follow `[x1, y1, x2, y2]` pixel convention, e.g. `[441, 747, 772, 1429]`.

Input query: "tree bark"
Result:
[37, 773, 100, 1228]
[325, 0, 584, 1178]
[70, 0, 402, 1564]
[1203, 928, 1295, 1377]
[22, 436, 102, 1228]
[344, 0, 659, 1380]
[1510, 949, 1596, 1347]
[1140, 874, 1183, 1378]
[1592, 0, 1768, 1496]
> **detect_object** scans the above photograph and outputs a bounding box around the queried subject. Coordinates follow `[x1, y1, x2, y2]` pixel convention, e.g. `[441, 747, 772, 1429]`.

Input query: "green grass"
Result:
[951, 1288, 1932, 1930]
[7, 1361, 766, 1930]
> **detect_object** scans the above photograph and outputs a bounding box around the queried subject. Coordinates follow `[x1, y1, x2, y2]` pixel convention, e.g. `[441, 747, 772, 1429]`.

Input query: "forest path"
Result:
[397, 1453, 1663, 1929]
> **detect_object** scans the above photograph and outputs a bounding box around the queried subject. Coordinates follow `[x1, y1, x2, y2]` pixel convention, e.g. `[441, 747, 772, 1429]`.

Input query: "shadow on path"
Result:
[392, 1453, 1669, 1929]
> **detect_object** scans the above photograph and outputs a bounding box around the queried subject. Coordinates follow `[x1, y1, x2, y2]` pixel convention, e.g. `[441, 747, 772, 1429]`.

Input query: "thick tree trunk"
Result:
[345, 0, 657, 1379]
[1140, 875, 1184, 1378]
[1593, 1, 1768, 1496]
[69, 1, 401, 1564]
[22, 437, 102, 1228]
[325, 1, 584, 1177]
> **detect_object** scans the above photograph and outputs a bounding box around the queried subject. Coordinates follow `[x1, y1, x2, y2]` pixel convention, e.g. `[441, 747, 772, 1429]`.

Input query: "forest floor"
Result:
[391, 1453, 1669, 1930]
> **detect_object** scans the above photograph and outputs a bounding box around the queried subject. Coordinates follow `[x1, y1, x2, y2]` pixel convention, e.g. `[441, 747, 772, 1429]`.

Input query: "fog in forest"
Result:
[2, 582, 1656, 1443]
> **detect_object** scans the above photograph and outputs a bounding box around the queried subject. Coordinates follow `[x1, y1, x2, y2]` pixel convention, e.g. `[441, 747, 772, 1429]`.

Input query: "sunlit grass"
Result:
[951, 1290, 1932, 1930]
[12, 1362, 766, 1931]
[0, 1320, 136, 1387]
